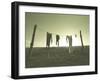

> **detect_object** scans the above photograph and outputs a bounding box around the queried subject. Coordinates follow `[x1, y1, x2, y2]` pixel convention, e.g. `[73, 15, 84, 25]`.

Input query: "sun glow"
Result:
[59, 36, 81, 47]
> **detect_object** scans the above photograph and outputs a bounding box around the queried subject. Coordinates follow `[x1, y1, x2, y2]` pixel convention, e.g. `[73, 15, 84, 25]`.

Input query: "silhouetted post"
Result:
[80, 30, 84, 48]
[29, 24, 37, 55]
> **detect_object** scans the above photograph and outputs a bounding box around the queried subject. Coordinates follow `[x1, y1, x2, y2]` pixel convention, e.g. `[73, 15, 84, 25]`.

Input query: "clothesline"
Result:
[37, 27, 77, 37]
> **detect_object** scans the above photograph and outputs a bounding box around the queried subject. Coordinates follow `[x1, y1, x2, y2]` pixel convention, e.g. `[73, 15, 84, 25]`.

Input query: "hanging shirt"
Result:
[66, 35, 72, 46]
[46, 32, 52, 47]
[56, 35, 60, 45]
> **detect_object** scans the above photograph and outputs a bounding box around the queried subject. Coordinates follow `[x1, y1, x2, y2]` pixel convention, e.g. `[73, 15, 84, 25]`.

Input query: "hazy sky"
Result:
[25, 12, 89, 47]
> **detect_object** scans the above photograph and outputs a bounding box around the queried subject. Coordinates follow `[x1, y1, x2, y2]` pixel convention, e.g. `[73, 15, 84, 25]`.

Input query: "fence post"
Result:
[80, 30, 84, 48]
[29, 24, 37, 55]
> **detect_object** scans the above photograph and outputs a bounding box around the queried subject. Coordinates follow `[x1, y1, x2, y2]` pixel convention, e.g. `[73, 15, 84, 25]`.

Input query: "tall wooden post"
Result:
[80, 30, 84, 48]
[29, 24, 37, 55]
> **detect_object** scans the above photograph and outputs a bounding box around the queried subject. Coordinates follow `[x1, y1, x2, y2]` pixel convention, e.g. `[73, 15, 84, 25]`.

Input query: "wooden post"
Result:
[80, 30, 84, 48]
[29, 24, 37, 55]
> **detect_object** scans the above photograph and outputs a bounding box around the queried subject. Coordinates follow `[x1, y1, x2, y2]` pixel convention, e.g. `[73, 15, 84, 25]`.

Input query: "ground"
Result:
[25, 46, 89, 68]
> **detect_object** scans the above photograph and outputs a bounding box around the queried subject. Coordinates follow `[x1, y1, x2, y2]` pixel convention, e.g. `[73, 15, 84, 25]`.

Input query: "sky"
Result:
[25, 12, 89, 47]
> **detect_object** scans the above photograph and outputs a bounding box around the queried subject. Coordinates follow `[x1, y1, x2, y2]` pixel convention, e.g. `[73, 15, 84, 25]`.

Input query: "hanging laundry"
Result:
[56, 35, 60, 47]
[46, 32, 52, 47]
[66, 35, 72, 53]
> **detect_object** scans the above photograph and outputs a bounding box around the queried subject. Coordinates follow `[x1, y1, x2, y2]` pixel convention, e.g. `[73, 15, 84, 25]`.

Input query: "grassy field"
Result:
[25, 46, 89, 68]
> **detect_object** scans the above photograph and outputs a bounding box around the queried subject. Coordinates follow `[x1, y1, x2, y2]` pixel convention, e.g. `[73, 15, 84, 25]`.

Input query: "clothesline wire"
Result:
[36, 27, 76, 37]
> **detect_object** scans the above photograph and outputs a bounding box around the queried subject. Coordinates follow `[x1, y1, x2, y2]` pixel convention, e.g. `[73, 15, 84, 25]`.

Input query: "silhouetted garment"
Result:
[46, 32, 52, 47]
[66, 35, 72, 53]
[56, 35, 60, 46]
[66, 36, 72, 46]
